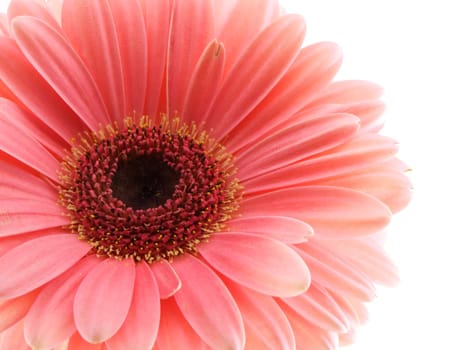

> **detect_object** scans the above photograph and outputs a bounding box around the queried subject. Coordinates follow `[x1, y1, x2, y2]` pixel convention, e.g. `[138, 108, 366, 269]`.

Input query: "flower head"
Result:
[0, 0, 411, 349]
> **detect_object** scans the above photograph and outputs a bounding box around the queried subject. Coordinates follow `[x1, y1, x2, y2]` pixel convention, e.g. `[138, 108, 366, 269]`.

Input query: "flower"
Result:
[0, 0, 411, 349]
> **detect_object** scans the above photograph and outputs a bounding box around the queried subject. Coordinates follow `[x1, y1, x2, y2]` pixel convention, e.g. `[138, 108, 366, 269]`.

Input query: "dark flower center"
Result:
[59, 117, 240, 263]
[111, 153, 180, 210]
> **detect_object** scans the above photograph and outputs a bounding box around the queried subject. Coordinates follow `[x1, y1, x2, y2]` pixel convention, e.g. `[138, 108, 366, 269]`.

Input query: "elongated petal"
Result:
[0, 320, 30, 350]
[237, 113, 360, 180]
[282, 284, 350, 332]
[156, 298, 206, 350]
[226, 42, 343, 152]
[11, 16, 109, 129]
[74, 258, 135, 343]
[8, 0, 61, 30]
[24, 256, 100, 350]
[0, 38, 88, 143]
[150, 259, 181, 299]
[61, 0, 125, 121]
[0, 231, 48, 257]
[0, 14, 8, 36]
[309, 80, 383, 106]
[106, 262, 160, 350]
[241, 186, 391, 238]
[226, 215, 313, 244]
[67, 333, 106, 350]
[298, 243, 376, 301]
[0, 112, 59, 180]
[183, 40, 225, 124]
[200, 233, 310, 297]
[205, 14, 305, 140]
[167, 0, 214, 115]
[0, 289, 39, 332]
[173, 254, 245, 350]
[0, 198, 69, 236]
[139, 0, 170, 116]
[228, 283, 295, 350]
[108, 0, 147, 117]
[0, 234, 90, 299]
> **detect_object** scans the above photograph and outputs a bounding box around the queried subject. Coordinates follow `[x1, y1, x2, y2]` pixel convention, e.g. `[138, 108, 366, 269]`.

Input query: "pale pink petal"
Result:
[308, 80, 383, 106]
[327, 291, 361, 327]
[24, 256, 100, 350]
[0, 234, 90, 299]
[0, 289, 39, 332]
[74, 258, 135, 343]
[0, 14, 8, 36]
[150, 259, 181, 299]
[282, 304, 339, 350]
[282, 284, 350, 332]
[138, 0, 170, 117]
[318, 238, 400, 286]
[155, 298, 206, 350]
[200, 233, 311, 297]
[8, 0, 61, 30]
[0, 197, 68, 236]
[167, 0, 214, 115]
[0, 320, 29, 350]
[0, 156, 58, 200]
[0, 38, 88, 143]
[11, 16, 110, 129]
[297, 242, 376, 301]
[339, 328, 357, 347]
[44, 0, 63, 24]
[241, 186, 391, 238]
[205, 14, 305, 140]
[226, 215, 313, 244]
[243, 134, 399, 194]
[0, 231, 49, 257]
[215, 0, 279, 72]
[228, 283, 295, 350]
[346, 298, 369, 325]
[237, 113, 360, 180]
[106, 262, 160, 350]
[172, 254, 245, 350]
[61, 0, 125, 121]
[0, 111, 60, 180]
[68, 333, 105, 350]
[107, 0, 147, 117]
[226, 42, 343, 153]
[183, 40, 225, 124]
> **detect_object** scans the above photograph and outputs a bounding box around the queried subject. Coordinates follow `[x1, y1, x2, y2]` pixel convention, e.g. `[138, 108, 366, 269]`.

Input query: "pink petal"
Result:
[183, 40, 225, 124]
[282, 284, 350, 332]
[237, 113, 360, 180]
[11, 16, 110, 129]
[243, 134, 399, 193]
[0, 289, 39, 332]
[205, 14, 305, 140]
[0, 155, 58, 200]
[0, 14, 8, 36]
[150, 259, 181, 299]
[309, 80, 383, 106]
[107, 0, 147, 117]
[24, 256, 100, 350]
[0, 231, 49, 258]
[226, 215, 313, 244]
[0, 109, 60, 181]
[167, 0, 214, 115]
[319, 238, 400, 286]
[0, 198, 69, 237]
[172, 254, 245, 350]
[106, 262, 160, 350]
[241, 186, 392, 238]
[74, 258, 135, 343]
[216, 0, 280, 73]
[155, 298, 206, 350]
[200, 232, 311, 297]
[138, 0, 171, 117]
[228, 283, 295, 350]
[297, 242, 376, 301]
[61, 0, 125, 121]
[0, 234, 90, 299]
[8, 0, 61, 30]
[0, 320, 30, 350]
[68, 333, 106, 350]
[0, 38, 88, 143]
[226, 42, 343, 153]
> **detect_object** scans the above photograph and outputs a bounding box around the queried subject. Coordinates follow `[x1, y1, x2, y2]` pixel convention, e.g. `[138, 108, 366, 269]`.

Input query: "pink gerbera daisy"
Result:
[0, 0, 411, 349]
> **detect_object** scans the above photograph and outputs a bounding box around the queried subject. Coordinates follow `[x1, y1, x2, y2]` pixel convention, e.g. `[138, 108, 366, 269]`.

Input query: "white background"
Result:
[1, 0, 466, 349]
